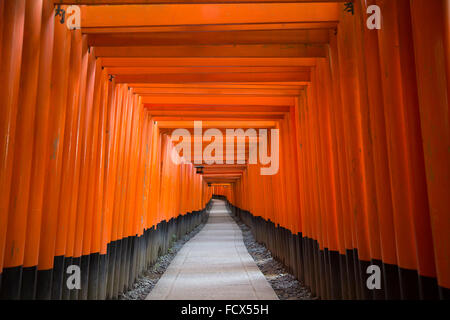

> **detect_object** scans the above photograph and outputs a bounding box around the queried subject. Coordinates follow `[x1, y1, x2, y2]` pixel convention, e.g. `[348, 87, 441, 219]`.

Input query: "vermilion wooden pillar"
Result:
[0, 0, 5, 64]
[358, 0, 400, 300]
[116, 87, 133, 294]
[117, 88, 133, 294]
[304, 84, 321, 297]
[129, 104, 147, 282]
[377, 0, 437, 299]
[122, 93, 140, 291]
[292, 97, 307, 285]
[21, 0, 55, 300]
[396, 0, 437, 300]
[109, 84, 128, 299]
[409, 0, 450, 299]
[79, 56, 102, 299]
[337, 5, 373, 300]
[328, 23, 358, 300]
[0, 0, 43, 300]
[96, 74, 116, 300]
[103, 82, 121, 300]
[352, 0, 383, 271]
[298, 91, 314, 295]
[71, 43, 96, 300]
[36, 12, 72, 300]
[317, 58, 343, 299]
[0, 0, 26, 295]
[87, 69, 109, 300]
[53, 29, 83, 301]
[309, 72, 328, 298]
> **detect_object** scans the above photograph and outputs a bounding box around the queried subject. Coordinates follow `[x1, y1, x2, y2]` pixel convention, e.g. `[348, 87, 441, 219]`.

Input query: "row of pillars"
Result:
[222, 0, 449, 300]
[0, 0, 212, 299]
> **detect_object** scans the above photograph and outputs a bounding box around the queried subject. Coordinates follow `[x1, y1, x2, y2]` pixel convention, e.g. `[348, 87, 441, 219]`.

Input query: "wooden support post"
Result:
[0, 0, 26, 297]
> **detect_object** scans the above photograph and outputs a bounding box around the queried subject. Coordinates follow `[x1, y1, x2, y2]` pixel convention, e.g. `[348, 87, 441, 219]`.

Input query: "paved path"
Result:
[146, 199, 279, 300]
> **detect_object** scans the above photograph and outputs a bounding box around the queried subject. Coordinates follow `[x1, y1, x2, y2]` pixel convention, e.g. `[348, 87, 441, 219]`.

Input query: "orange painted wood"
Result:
[410, 0, 450, 289]
[23, 0, 57, 268]
[73, 45, 97, 260]
[0, 0, 26, 273]
[81, 58, 103, 257]
[87, 29, 330, 47]
[377, 0, 434, 280]
[100, 80, 120, 254]
[0, 0, 448, 300]
[38, 15, 72, 270]
[95, 44, 326, 59]
[55, 29, 83, 259]
[4, 0, 43, 269]
[81, 3, 339, 28]
[357, 0, 397, 268]
[89, 69, 109, 255]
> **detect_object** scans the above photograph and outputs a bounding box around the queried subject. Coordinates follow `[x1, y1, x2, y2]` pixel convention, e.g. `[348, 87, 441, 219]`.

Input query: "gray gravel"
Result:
[120, 211, 312, 300]
[233, 217, 313, 300]
[119, 222, 206, 300]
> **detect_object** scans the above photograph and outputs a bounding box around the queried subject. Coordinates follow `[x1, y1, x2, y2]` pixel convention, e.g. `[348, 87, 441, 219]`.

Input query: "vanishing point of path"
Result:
[146, 199, 279, 300]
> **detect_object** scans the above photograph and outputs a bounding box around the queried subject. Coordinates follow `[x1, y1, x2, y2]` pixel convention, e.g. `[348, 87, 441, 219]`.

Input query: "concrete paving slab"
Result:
[146, 199, 279, 300]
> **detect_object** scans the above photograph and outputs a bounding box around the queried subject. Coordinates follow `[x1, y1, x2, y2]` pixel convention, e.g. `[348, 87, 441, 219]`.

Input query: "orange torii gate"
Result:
[0, 0, 448, 301]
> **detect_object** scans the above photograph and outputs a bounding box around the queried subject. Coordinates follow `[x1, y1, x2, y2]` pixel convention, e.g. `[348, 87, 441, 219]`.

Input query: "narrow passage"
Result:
[146, 199, 278, 300]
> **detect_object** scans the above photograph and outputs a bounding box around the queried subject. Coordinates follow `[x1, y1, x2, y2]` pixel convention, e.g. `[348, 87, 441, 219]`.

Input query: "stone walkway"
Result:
[146, 199, 278, 300]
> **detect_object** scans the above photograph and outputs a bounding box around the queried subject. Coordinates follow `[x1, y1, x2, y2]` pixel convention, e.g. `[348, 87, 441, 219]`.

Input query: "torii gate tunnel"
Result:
[0, 0, 449, 301]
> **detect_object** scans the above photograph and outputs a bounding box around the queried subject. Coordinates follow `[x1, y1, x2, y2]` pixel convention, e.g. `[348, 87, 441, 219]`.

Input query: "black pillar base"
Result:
[51, 255, 65, 300]
[20, 266, 37, 300]
[35, 268, 52, 300]
[0, 265, 22, 300]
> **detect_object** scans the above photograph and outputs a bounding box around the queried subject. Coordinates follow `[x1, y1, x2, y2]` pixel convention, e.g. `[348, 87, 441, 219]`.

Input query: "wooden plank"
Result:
[95, 44, 326, 58]
[87, 29, 329, 46]
[82, 22, 338, 34]
[132, 86, 302, 96]
[114, 71, 310, 83]
[145, 104, 290, 112]
[141, 94, 295, 105]
[108, 66, 310, 74]
[156, 120, 277, 128]
[81, 3, 339, 28]
[101, 57, 319, 67]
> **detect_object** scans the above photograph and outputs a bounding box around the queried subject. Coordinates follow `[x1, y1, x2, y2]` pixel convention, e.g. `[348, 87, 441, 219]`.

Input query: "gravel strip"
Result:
[120, 212, 312, 300]
[232, 217, 313, 300]
[119, 222, 206, 300]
